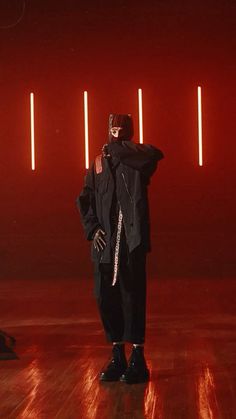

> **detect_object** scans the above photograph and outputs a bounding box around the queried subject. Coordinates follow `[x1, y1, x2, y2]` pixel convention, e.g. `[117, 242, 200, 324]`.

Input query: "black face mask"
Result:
[108, 114, 134, 143]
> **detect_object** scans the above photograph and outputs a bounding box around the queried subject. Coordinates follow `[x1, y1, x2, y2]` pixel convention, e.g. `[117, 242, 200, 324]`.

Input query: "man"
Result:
[77, 114, 164, 384]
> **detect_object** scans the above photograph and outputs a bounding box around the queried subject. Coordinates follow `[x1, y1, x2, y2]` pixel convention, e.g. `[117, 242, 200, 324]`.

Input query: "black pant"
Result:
[96, 245, 147, 344]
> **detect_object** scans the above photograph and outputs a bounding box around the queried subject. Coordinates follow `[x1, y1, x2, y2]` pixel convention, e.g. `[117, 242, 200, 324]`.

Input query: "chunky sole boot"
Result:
[99, 344, 128, 382]
[120, 346, 150, 384]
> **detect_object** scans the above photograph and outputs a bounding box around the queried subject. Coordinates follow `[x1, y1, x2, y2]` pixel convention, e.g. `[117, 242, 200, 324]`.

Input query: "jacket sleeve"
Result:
[76, 164, 101, 241]
[107, 141, 164, 177]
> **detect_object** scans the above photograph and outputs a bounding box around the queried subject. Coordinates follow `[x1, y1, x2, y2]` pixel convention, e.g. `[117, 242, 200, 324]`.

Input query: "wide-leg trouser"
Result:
[96, 245, 147, 344]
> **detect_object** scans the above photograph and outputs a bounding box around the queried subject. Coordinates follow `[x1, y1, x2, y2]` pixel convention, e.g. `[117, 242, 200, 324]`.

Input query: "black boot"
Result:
[120, 346, 150, 384]
[99, 344, 128, 382]
[0, 331, 17, 360]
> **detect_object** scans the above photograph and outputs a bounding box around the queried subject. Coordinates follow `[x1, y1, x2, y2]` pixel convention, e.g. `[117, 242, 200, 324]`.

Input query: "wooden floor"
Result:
[0, 276, 235, 419]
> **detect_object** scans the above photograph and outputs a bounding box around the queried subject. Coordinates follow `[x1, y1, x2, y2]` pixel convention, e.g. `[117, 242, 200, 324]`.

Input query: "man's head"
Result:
[108, 114, 134, 142]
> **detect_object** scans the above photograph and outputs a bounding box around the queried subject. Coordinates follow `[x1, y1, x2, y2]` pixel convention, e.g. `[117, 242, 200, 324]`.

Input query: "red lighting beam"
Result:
[138, 88, 143, 144]
[30, 93, 35, 171]
[84, 91, 89, 169]
[198, 86, 203, 166]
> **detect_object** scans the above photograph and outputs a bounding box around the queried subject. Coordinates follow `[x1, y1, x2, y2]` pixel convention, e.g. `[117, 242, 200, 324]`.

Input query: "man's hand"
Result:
[102, 144, 111, 159]
[93, 228, 106, 251]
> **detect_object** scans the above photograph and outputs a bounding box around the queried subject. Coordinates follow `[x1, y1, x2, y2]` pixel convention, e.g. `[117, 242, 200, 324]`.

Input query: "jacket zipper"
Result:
[121, 173, 133, 203]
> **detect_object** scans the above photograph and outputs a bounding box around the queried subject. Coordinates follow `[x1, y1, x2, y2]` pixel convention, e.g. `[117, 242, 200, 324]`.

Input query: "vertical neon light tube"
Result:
[84, 91, 89, 169]
[30, 93, 35, 171]
[138, 88, 143, 144]
[198, 86, 203, 166]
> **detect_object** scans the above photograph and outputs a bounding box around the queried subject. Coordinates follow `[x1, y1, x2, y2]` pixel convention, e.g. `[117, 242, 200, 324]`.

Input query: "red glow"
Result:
[30, 93, 35, 171]
[84, 91, 89, 169]
[138, 88, 143, 144]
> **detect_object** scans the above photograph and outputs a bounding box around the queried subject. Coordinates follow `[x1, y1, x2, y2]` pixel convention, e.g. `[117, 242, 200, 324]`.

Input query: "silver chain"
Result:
[112, 207, 123, 286]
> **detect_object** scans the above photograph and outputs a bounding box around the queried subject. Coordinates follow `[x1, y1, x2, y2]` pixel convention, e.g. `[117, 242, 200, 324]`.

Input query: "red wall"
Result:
[0, 1, 235, 279]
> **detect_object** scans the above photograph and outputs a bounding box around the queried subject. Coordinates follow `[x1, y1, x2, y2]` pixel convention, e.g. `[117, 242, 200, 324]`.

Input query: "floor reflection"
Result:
[144, 378, 163, 418]
[19, 357, 42, 419]
[197, 364, 219, 419]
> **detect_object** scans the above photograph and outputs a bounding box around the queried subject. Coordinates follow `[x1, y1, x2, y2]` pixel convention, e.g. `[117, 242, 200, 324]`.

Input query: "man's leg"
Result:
[119, 246, 150, 384]
[96, 263, 125, 343]
[96, 263, 127, 381]
[118, 245, 147, 344]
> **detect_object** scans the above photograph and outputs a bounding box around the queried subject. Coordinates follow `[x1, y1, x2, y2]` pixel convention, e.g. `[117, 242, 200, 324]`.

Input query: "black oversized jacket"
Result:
[77, 141, 164, 264]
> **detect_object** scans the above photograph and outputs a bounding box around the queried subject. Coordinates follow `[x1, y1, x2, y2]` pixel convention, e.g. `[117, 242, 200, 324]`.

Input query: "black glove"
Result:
[93, 228, 106, 251]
